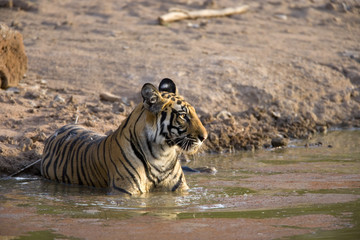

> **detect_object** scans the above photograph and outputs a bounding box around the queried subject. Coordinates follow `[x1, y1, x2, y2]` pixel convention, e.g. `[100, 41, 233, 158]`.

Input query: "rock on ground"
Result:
[0, 23, 27, 89]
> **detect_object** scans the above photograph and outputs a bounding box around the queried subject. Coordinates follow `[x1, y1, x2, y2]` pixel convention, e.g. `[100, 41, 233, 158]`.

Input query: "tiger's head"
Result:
[141, 78, 207, 154]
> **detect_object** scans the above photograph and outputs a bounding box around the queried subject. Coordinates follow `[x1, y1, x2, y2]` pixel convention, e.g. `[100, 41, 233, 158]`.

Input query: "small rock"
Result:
[270, 111, 281, 119]
[193, 166, 217, 174]
[203, 0, 218, 9]
[112, 103, 125, 114]
[11, 20, 23, 30]
[274, 14, 287, 20]
[54, 95, 65, 103]
[329, 93, 342, 103]
[209, 132, 219, 144]
[5, 87, 20, 93]
[271, 137, 289, 148]
[325, 2, 337, 11]
[216, 110, 232, 120]
[263, 143, 271, 149]
[67, 95, 77, 104]
[31, 132, 47, 142]
[85, 119, 96, 127]
[19, 137, 34, 151]
[316, 125, 327, 133]
[344, 66, 360, 86]
[187, 22, 200, 29]
[24, 90, 40, 99]
[245, 145, 255, 151]
[40, 79, 48, 85]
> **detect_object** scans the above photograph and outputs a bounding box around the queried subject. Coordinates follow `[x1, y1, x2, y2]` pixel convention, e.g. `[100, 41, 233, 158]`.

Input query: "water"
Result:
[1, 130, 359, 240]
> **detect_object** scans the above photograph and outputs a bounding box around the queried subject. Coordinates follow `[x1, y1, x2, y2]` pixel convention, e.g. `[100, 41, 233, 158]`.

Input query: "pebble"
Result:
[40, 79, 48, 85]
[274, 14, 287, 20]
[325, 3, 337, 11]
[54, 95, 65, 103]
[271, 137, 289, 148]
[216, 110, 232, 120]
[31, 132, 47, 142]
[187, 22, 200, 28]
[19, 137, 34, 152]
[316, 125, 327, 133]
[6, 87, 20, 94]
[270, 111, 281, 119]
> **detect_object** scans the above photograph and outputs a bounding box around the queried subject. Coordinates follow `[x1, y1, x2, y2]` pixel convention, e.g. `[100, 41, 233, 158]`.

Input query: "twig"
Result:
[99, 92, 121, 102]
[3, 159, 42, 179]
[158, 5, 249, 25]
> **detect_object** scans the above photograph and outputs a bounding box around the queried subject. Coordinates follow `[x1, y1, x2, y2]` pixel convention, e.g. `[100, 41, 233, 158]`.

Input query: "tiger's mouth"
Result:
[172, 135, 202, 154]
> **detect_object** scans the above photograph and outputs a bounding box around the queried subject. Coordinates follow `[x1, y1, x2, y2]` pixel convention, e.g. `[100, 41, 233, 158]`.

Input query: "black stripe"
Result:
[68, 132, 85, 181]
[146, 138, 156, 159]
[114, 138, 143, 191]
[129, 109, 158, 184]
[118, 111, 134, 135]
[52, 127, 82, 180]
[46, 127, 76, 180]
[171, 174, 183, 192]
[61, 130, 90, 183]
[52, 128, 79, 180]
[66, 130, 91, 183]
[129, 124, 158, 184]
[115, 137, 141, 180]
[89, 137, 107, 187]
[102, 136, 112, 183]
[112, 179, 132, 195]
[42, 131, 65, 178]
[97, 137, 110, 184]
[75, 139, 89, 185]
[153, 114, 159, 142]
[110, 137, 140, 191]
[81, 138, 96, 187]
[167, 111, 176, 135]
[160, 111, 167, 123]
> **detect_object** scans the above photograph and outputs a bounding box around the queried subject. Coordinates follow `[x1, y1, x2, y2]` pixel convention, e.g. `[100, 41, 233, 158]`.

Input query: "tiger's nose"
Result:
[198, 132, 208, 142]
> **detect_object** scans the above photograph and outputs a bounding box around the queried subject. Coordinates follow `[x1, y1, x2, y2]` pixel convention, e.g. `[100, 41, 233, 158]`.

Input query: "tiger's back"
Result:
[41, 124, 109, 188]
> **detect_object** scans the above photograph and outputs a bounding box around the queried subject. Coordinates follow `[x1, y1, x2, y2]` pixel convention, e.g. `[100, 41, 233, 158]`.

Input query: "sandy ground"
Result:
[0, 0, 360, 175]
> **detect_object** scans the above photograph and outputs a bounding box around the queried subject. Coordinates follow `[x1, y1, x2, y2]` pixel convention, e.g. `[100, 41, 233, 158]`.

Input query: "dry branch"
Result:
[99, 92, 121, 102]
[158, 5, 249, 25]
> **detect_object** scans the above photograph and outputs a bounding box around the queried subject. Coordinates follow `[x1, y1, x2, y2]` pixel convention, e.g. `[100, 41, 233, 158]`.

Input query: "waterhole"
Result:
[1, 130, 359, 239]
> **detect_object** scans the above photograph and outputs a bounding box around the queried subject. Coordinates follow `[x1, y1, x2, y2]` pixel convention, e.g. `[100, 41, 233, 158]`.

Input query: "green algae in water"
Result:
[223, 186, 256, 195]
[14, 230, 81, 240]
[35, 203, 144, 220]
[294, 188, 360, 196]
[177, 199, 360, 220]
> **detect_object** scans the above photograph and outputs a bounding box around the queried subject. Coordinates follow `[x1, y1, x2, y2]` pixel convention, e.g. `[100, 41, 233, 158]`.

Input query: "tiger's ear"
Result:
[141, 83, 164, 113]
[159, 78, 177, 94]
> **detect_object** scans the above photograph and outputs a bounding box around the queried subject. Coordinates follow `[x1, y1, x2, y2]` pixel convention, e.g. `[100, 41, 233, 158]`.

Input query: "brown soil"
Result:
[0, 0, 360, 176]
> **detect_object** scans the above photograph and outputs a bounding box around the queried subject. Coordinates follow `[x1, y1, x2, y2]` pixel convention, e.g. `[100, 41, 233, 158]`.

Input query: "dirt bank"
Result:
[0, 0, 360, 176]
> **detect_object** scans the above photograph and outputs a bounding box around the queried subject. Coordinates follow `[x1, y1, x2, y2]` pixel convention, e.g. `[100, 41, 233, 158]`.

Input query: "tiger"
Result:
[41, 78, 208, 195]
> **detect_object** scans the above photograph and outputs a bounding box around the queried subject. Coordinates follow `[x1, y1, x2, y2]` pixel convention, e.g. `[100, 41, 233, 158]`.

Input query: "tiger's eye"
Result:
[178, 113, 186, 121]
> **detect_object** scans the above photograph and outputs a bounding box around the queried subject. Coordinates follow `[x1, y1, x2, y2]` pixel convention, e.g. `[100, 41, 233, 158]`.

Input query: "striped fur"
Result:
[41, 79, 207, 195]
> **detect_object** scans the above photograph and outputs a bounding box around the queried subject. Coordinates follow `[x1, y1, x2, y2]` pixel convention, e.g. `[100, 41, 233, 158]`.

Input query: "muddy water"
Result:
[1, 130, 360, 240]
